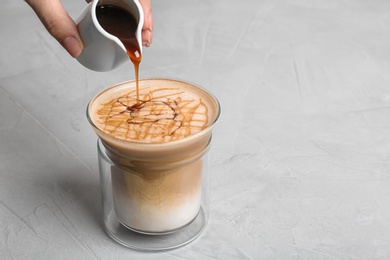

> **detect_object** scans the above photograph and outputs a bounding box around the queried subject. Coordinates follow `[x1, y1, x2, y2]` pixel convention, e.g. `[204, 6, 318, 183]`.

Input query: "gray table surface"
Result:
[2, 0, 390, 259]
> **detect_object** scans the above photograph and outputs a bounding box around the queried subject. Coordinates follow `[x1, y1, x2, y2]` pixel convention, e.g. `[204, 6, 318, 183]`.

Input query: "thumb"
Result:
[26, 0, 83, 58]
[139, 0, 153, 47]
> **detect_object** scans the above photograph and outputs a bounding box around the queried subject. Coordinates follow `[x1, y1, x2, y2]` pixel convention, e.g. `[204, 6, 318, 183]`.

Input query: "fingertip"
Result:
[142, 29, 153, 47]
[62, 36, 83, 58]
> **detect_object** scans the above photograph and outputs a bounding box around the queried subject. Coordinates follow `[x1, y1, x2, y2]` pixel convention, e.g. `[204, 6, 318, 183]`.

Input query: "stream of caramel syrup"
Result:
[96, 4, 142, 104]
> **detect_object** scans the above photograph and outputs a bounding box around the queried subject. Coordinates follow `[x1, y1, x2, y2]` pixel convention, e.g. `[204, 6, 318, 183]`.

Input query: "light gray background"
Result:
[1, 0, 390, 259]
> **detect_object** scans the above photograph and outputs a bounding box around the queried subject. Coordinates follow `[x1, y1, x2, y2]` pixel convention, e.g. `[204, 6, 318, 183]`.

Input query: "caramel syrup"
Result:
[96, 4, 142, 104]
[96, 86, 209, 142]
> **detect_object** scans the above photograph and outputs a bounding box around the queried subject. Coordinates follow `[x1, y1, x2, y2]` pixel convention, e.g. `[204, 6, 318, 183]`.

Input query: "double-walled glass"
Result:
[87, 78, 220, 251]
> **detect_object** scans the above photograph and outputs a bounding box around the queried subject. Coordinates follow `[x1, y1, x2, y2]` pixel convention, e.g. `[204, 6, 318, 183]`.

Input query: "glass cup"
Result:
[87, 78, 220, 251]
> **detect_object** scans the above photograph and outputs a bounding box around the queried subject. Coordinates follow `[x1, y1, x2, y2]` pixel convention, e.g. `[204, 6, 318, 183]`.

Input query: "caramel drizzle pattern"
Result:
[97, 87, 209, 142]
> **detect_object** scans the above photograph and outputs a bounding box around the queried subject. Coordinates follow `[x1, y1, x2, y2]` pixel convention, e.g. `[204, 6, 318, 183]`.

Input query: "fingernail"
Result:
[62, 36, 83, 58]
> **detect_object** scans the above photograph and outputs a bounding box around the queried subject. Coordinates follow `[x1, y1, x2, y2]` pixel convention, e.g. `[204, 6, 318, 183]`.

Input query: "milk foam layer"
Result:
[88, 79, 219, 234]
[89, 80, 212, 143]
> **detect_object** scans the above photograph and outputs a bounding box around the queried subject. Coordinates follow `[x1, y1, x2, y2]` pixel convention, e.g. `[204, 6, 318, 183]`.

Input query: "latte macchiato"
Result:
[88, 78, 220, 233]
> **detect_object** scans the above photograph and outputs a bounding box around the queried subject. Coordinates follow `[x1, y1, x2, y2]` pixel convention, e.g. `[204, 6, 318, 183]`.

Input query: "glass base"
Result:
[103, 205, 207, 251]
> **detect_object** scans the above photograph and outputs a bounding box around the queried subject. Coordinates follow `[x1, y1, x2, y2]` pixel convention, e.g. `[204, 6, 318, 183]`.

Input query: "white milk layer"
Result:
[113, 186, 201, 233]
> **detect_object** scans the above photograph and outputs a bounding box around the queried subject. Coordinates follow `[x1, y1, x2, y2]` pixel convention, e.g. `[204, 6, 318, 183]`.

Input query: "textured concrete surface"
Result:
[2, 0, 390, 259]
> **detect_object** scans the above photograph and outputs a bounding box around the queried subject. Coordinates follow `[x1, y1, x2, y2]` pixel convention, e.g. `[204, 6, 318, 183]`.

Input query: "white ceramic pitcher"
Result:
[76, 0, 144, 72]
